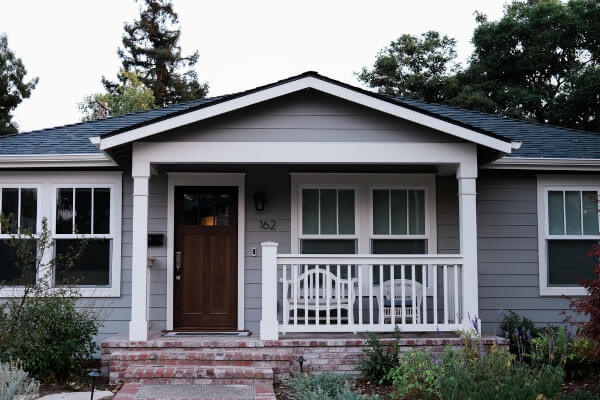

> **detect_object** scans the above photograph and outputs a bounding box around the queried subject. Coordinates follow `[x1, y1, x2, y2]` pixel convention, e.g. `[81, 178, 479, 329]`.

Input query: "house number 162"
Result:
[260, 219, 277, 231]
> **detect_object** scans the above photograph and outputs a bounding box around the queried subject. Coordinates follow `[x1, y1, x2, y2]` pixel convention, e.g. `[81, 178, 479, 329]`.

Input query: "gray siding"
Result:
[477, 172, 571, 335]
[147, 91, 461, 144]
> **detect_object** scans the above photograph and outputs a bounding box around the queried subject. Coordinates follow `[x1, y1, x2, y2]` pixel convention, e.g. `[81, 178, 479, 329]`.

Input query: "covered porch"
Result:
[126, 140, 481, 342]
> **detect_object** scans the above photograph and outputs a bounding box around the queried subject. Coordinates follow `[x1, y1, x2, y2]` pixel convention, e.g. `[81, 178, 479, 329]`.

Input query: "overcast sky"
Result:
[1, 0, 507, 132]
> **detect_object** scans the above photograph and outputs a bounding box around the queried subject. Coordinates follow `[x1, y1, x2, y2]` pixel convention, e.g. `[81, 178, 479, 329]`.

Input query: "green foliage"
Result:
[438, 347, 564, 400]
[500, 310, 540, 357]
[288, 372, 379, 400]
[357, 31, 460, 103]
[358, 0, 600, 132]
[0, 361, 39, 400]
[79, 71, 155, 121]
[103, 0, 208, 107]
[0, 217, 101, 381]
[385, 350, 441, 400]
[0, 34, 38, 135]
[560, 390, 600, 400]
[357, 333, 399, 384]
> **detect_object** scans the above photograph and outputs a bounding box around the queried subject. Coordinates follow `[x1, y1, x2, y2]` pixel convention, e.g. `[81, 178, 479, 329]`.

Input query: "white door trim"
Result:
[166, 172, 246, 330]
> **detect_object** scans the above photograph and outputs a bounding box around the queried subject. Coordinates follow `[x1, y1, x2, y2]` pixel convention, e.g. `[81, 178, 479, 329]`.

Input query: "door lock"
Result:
[175, 251, 183, 280]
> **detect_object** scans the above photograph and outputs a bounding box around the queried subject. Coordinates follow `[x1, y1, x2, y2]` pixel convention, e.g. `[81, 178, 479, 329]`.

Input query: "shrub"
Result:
[357, 333, 399, 384]
[0, 361, 39, 400]
[499, 310, 540, 357]
[438, 346, 564, 400]
[0, 295, 99, 381]
[385, 350, 441, 400]
[564, 246, 600, 359]
[288, 372, 379, 400]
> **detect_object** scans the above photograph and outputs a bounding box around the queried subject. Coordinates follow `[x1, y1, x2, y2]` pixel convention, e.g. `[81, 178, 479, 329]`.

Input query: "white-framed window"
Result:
[0, 171, 122, 297]
[291, 173, 437, 255]
[0, 185, 40, 286]
[537, 175, 600, 296]
[298, 185, 359, 255]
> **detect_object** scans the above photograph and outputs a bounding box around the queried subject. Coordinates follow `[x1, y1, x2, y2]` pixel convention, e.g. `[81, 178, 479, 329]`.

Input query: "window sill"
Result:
[0, 285, 120, 298]
[539, 286, 587, 297]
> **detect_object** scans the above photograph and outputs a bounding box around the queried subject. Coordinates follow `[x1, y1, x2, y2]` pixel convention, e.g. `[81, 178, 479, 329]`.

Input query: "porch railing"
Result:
[259, 242, 465, 340]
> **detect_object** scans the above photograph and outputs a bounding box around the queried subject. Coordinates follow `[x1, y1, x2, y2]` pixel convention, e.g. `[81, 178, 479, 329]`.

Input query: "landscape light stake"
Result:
[88, 369, 100, 400]
[297, 356, 305, 372]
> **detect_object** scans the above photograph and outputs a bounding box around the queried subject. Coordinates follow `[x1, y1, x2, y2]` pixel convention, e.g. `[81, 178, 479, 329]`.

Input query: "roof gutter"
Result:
[0, 153, 118, 169]
[485, 156, 600, 171]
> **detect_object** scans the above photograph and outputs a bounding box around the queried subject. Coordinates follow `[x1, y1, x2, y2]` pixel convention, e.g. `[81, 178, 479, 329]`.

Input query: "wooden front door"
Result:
[174, 186, 238, 330]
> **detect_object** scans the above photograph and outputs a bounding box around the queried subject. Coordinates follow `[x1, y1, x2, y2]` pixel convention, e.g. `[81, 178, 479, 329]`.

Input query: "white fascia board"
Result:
[486, 157, 600, 171]
[0, 153, 117, 168]
[98, 76, 513, 153]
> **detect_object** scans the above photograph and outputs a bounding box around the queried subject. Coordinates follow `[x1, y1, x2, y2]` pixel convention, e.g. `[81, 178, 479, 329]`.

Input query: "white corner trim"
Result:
[536, 175, 599, 296]
[98, 76, 513, 153]
[166, 172, 246, 331]
[0, 153, 117, 168]
[487, 157, 600, 171]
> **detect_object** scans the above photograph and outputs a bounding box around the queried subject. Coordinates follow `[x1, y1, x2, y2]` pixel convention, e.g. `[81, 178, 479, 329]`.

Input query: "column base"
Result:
[129, 320, 148, 341]
[260, 320, 279, 340]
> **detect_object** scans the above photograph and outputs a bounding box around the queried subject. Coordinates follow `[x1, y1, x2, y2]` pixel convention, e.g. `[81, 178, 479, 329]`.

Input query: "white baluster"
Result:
[433, 264, 438, 327]
[401, 264, 406, 325]
[443, 265, 448, 325]
[282, 264, 288, 330]
[379, 264, 384, 326]
[336, 264, 341, 325]
[411, 265, 416, 325]
[369, 265, 373, 325]
[422, 264, 427, 326]
[390, 265, 395, 327]
[293, 264, 298, 326]
[454, 264, 459, 327]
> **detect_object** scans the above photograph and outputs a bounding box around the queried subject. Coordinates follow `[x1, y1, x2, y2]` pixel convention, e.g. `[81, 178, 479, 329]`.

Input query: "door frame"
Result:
[166, 172, 246, 331]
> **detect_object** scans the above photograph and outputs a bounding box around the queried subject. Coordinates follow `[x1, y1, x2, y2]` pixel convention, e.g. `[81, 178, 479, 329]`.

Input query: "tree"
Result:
[0, 34, 38, 135]
[357, 31, 461, 103]
[79, 71, 154, 121]
[359, 0, 600, 132]
[103, 0, 208, 107]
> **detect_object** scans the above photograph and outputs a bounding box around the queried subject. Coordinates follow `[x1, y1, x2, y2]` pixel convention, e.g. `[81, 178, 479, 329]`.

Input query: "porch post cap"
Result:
[261, 241, 279, 247]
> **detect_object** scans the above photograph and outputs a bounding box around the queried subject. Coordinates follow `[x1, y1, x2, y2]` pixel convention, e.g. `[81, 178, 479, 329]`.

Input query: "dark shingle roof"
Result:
[0, 71, 598, 159]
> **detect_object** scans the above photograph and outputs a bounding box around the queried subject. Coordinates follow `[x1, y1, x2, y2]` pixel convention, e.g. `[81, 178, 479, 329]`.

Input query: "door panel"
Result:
[174, 186, 237, 330]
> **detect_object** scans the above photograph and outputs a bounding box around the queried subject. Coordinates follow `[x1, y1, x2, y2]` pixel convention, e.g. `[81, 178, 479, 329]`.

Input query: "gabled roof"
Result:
[0, 71, 599, 165]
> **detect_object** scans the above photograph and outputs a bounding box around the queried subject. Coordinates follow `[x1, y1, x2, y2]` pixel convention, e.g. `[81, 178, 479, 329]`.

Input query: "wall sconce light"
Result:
[254, 192, 266, 212]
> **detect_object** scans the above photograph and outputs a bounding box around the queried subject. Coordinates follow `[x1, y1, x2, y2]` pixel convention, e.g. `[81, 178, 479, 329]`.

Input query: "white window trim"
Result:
[0, 171, 122, 298]
[537, 175, 600, 296]
[0, 184, 43, 237]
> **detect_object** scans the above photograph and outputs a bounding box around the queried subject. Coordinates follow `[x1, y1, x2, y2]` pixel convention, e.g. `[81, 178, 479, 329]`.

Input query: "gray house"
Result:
[0, 71, 597, 349]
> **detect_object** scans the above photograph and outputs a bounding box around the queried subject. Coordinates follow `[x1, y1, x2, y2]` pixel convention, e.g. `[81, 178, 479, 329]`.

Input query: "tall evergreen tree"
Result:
[0, 34, 38, 135]
[103, 0, 208, 107]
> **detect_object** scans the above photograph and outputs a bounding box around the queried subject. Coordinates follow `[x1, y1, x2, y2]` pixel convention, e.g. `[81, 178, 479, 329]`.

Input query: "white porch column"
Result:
[129, 161, 151, 341]
[260, 242, 279, 340]
[457, 164, 479, 331]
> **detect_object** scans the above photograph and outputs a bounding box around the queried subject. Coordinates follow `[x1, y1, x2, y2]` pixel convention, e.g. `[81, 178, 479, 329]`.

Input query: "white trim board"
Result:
[166, 173, 246, 331]
[487, 157, 600, 171]
[0, 153, 117, 168]
[96, 75, 515, 153]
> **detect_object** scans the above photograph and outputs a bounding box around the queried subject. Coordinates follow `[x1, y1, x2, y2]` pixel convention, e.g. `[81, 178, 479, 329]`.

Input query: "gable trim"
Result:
[95, 75, 514, 153]
[486, 157, 600, 171]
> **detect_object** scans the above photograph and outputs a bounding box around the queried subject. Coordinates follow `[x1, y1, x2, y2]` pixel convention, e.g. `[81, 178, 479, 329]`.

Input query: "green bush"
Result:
[438, 346, 564, 400]
[357, 333, 399, 384]
[559, 391, 599, 400]
[288, 372, 379, 400]
[0, 361, 39, 400]
[499, 310, 540, 357]
[385, 350, 441, 400]
[0, 295, 100, 381]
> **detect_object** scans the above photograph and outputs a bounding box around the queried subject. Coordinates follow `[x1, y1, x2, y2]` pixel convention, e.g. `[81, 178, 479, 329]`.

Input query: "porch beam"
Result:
[132, 141, 478, 166]
[457, 163, 479, 330]
[129, 161, 151, 341]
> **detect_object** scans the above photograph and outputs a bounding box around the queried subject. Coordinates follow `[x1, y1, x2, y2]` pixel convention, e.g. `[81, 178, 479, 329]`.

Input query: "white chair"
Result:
[382, 279, 423, 324]
[282, 266, 357, 325]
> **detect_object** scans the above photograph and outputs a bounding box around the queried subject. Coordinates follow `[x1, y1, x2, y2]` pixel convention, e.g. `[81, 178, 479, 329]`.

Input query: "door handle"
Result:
[175, 251, 183, 280]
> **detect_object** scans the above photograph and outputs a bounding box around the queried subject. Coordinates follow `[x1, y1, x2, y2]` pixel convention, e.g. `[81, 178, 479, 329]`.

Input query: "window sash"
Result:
[545, 187, 600, 239]
[0, 186, 40, 237]
[53, 185, 114, 238]
[370, 186, 429, 239]
[299, 186, 358, 239]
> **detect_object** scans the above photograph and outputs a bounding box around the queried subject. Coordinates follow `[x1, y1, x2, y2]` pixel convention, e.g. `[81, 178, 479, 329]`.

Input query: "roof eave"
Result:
[485, 156, 600, 171]
[0, 153, 118, 169]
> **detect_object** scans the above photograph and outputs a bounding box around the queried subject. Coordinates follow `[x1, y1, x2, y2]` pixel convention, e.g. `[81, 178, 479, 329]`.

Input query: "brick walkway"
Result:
[113, 382, 277, 400]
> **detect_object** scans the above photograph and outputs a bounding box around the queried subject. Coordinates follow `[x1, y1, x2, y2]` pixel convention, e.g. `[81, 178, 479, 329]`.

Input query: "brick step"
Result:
[114, 365, 273, 384]
[109, 350, 294, 362]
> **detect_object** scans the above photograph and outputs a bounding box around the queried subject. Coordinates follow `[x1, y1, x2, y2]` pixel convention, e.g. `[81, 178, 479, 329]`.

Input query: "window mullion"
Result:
[72, 188, 76, 234]
[388, 190, 392, 235]
[91, 187, 95, 235]
[562, 191, 566, 235]
[406, 190, 410, 235]
[17, 188, 21, 234]
[335, 189, 339, 235]
[580, 191, 584, 235]
[317, 189, 321, 235]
